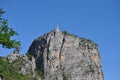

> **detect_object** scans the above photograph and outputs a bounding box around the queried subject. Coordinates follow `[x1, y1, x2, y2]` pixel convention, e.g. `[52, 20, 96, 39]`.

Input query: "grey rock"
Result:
[28, 29, 104, 80]
[20, 55, 36, 76]
[6, 53, 21, 62]
[6, 53, 39, 79]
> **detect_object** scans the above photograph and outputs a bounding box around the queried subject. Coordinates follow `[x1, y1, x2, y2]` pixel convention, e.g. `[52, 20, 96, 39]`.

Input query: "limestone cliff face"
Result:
[28, 29, 104, 80]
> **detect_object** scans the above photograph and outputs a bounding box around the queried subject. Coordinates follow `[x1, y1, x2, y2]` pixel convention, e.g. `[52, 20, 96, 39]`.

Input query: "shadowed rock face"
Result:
[28, 29, 104, 80]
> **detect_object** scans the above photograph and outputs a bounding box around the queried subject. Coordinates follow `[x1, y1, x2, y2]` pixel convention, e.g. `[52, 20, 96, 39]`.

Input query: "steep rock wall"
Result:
[28, 30, 103, 80]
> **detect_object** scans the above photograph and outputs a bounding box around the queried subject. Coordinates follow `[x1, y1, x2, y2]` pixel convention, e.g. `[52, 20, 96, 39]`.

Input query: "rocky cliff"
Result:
[28, 29, 104, 80]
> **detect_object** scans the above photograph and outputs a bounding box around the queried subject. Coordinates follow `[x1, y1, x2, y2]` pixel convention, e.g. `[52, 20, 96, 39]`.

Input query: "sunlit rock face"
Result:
[28, 29, 104, 80]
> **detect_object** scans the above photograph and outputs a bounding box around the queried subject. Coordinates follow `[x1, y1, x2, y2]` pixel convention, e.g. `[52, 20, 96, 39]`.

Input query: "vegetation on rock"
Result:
[0, 57, 34, 80]
[62, 30, 78, 37]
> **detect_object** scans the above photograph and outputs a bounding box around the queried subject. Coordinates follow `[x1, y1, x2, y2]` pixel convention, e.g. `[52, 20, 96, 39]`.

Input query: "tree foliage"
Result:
[0, 8, 20, 49]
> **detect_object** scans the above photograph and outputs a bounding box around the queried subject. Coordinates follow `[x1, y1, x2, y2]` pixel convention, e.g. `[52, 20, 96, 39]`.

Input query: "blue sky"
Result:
[0, 0, 120, 80]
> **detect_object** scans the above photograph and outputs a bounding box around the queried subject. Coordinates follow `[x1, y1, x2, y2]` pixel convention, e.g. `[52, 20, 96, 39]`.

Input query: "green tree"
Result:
[0, 8, 20, 49]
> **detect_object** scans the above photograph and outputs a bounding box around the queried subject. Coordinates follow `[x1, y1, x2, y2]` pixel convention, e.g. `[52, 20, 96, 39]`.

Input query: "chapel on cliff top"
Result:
[55, 25, 60, 32]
